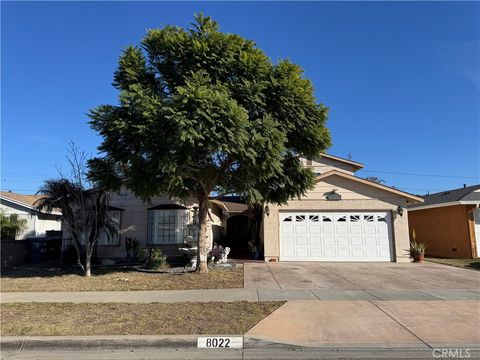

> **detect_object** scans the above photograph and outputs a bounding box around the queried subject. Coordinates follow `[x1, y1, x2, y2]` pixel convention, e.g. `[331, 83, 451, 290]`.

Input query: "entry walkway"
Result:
[1, 287, 479, 303]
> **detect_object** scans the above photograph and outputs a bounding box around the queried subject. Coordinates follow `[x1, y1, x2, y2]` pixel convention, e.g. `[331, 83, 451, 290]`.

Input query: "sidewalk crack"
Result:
[266, 263, 282, 289]
[369, 300, 432, 349]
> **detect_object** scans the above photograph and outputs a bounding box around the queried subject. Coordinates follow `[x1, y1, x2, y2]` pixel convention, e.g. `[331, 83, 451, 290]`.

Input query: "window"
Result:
[350, 215, 360, 222]
[364, 215, 374, 222]
[322, 215, 332, 222]
[309, 215, 319, 222]
[97, 210, 121, 245]
[295, 215, 306, 222]
[336, 215, 347, 222]
[282, 215, 293, 222]
[377, 215, 387, 222]
[147, 209, 189, 244]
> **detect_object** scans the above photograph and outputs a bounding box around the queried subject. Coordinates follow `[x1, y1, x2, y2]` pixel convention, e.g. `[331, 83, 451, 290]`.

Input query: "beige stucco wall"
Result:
[262, 175, 412, 262]
[95, 188, 218, 258]
[300, 157, 356, 175]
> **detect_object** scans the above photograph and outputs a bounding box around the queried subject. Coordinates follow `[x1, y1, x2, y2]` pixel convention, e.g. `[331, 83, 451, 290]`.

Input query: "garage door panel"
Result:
[337, 248, 350, 258]
[295, 248, 309, 258]
[323, 226, 335, 235]
[351, 248, 364, 259]
[336, 226, 349, 235]
[364, 226, 377, 235]
[280, 211, 393, 262]
[351, 237, 363, 246]
[350, 225, 363, 234]
[282, 237, 294, 246]
[295, 226, 307, 234]
[310, 248, 322, 258]
[283, 225, 294, 234]
[324, 237, 335, 246]
[324, 248, 336, 258]
[378, 237, 390, 246]
[295, 237, 308, 246]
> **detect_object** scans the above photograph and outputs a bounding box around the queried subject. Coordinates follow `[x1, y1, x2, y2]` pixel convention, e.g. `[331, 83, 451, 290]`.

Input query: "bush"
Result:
[410, 241, 427, 256]
[143, 248, 169, 270]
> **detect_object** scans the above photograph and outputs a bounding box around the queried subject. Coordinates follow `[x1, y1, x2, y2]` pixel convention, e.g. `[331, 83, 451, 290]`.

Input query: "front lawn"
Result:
[426, 257, 480, 270]
[0, 301, 283, 336]
[0, 263, 243, 292]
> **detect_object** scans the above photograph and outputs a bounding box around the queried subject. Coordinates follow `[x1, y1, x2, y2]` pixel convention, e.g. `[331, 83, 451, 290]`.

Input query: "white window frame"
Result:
[147, 209, 189, 244]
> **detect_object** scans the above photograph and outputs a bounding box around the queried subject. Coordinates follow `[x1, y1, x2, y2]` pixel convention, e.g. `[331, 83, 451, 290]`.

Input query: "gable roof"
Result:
[0, 191, 61, 215]
[315, 170, 424, 203]
[210, 196, 248, 214]
[408, 184, 480, 211]
[318, 154, 364, 170]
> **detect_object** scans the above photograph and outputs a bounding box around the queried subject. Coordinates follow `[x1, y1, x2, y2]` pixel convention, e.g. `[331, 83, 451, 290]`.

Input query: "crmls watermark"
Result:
[432, 348, 471, 358]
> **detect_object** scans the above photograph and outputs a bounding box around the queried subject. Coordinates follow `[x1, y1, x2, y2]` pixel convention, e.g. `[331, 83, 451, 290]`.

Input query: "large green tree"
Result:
[88, 14, 331, 273]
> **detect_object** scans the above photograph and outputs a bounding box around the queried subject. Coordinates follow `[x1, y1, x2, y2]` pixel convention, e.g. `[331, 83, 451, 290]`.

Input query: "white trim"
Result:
[409, 201, 480, 212]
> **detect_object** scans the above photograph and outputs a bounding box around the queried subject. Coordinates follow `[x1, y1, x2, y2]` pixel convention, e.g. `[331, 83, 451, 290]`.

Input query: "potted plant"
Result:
[248, 240, 261, 260]
[410, 240, 427, 262]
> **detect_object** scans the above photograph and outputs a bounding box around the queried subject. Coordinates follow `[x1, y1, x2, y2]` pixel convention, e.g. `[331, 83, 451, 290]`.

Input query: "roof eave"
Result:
[409, 201, 480, 212]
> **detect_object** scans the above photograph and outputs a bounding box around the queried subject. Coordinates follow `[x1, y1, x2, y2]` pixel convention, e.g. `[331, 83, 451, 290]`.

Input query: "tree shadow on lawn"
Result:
[1, 261, 138, 279]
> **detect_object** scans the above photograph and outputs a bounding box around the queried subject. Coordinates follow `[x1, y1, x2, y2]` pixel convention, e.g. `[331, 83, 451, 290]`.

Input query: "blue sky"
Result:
[2, 1, 479, 195]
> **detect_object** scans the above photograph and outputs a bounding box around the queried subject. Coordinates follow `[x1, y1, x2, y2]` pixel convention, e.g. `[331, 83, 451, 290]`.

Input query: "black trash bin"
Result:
[27, 238, 48, 263]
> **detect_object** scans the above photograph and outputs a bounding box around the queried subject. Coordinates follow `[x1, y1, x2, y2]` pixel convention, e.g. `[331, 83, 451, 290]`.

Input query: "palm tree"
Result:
[35, 179, 115, 276]
[0, 210, 28, 240]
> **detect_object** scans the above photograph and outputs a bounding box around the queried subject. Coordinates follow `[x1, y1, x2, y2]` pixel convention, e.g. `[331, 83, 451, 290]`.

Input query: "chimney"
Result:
[464, 184, 466, 188]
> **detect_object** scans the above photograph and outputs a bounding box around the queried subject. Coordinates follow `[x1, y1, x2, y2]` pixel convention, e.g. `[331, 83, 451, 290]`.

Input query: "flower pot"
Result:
[250, 251, 261, 260]
[412, 253, 424, 263]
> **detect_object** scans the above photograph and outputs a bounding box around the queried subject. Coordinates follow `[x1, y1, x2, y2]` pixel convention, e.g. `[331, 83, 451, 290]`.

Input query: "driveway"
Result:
[244, 262, 480, 291]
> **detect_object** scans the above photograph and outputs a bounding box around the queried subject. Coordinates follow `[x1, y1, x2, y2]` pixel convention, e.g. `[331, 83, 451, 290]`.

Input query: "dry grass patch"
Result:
[426, 258, 480, 271]
[0, 302, 283, 336]
[1, 264, 243, 292]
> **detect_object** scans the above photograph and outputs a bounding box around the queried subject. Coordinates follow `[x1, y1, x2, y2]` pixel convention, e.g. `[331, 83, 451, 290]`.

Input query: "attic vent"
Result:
[442, 192, 450, 195]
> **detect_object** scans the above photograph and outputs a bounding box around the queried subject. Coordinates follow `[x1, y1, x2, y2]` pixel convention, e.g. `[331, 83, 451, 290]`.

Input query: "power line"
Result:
[361, 170, 480, 180]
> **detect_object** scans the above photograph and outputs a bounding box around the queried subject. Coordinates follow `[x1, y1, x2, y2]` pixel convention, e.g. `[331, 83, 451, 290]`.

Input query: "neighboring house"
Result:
[86, 154, 423, 263]
[408, 185, 480, 259]
[262, 156, 423, 262]
[0, 191, 62, 239]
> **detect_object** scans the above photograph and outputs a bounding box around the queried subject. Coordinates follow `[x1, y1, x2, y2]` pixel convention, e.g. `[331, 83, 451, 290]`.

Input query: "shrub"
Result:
[143, 248, 169, 270]
[410, 241, 427, 256]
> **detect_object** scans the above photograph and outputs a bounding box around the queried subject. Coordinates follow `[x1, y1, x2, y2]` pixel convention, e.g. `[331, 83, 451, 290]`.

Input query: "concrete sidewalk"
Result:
[246, 300, 480, 349]
[1, 288, 480, 303]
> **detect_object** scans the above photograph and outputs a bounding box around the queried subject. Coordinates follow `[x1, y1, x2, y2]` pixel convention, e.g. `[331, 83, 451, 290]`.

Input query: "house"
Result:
[261, 156, 423, 262]
[408, 185, 480, 259]
[0, 191, 62, 239]
[90, 191, 247, 259]
[86, 154, 423, 263]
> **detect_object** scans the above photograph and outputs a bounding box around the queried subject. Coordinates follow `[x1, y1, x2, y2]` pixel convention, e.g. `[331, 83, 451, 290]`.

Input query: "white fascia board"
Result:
[409, 201, 480, 212]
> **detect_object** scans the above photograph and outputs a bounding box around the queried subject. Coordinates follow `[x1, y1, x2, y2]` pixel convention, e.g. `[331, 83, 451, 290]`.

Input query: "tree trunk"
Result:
[85, 236, 92, 277]
[85, 254, 91, 277]
[196, 195, 209, 274]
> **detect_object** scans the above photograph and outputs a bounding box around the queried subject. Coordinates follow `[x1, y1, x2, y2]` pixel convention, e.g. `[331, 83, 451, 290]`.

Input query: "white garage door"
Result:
[280, 212, 393, 261]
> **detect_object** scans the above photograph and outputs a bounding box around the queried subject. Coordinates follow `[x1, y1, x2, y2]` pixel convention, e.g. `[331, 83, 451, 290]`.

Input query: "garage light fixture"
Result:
[396, 205, 404, 217]
[264, 205, 270, 216]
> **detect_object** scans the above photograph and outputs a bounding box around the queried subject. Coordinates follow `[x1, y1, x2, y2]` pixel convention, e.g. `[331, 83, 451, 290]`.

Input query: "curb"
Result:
[0, 335, 205, 352]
